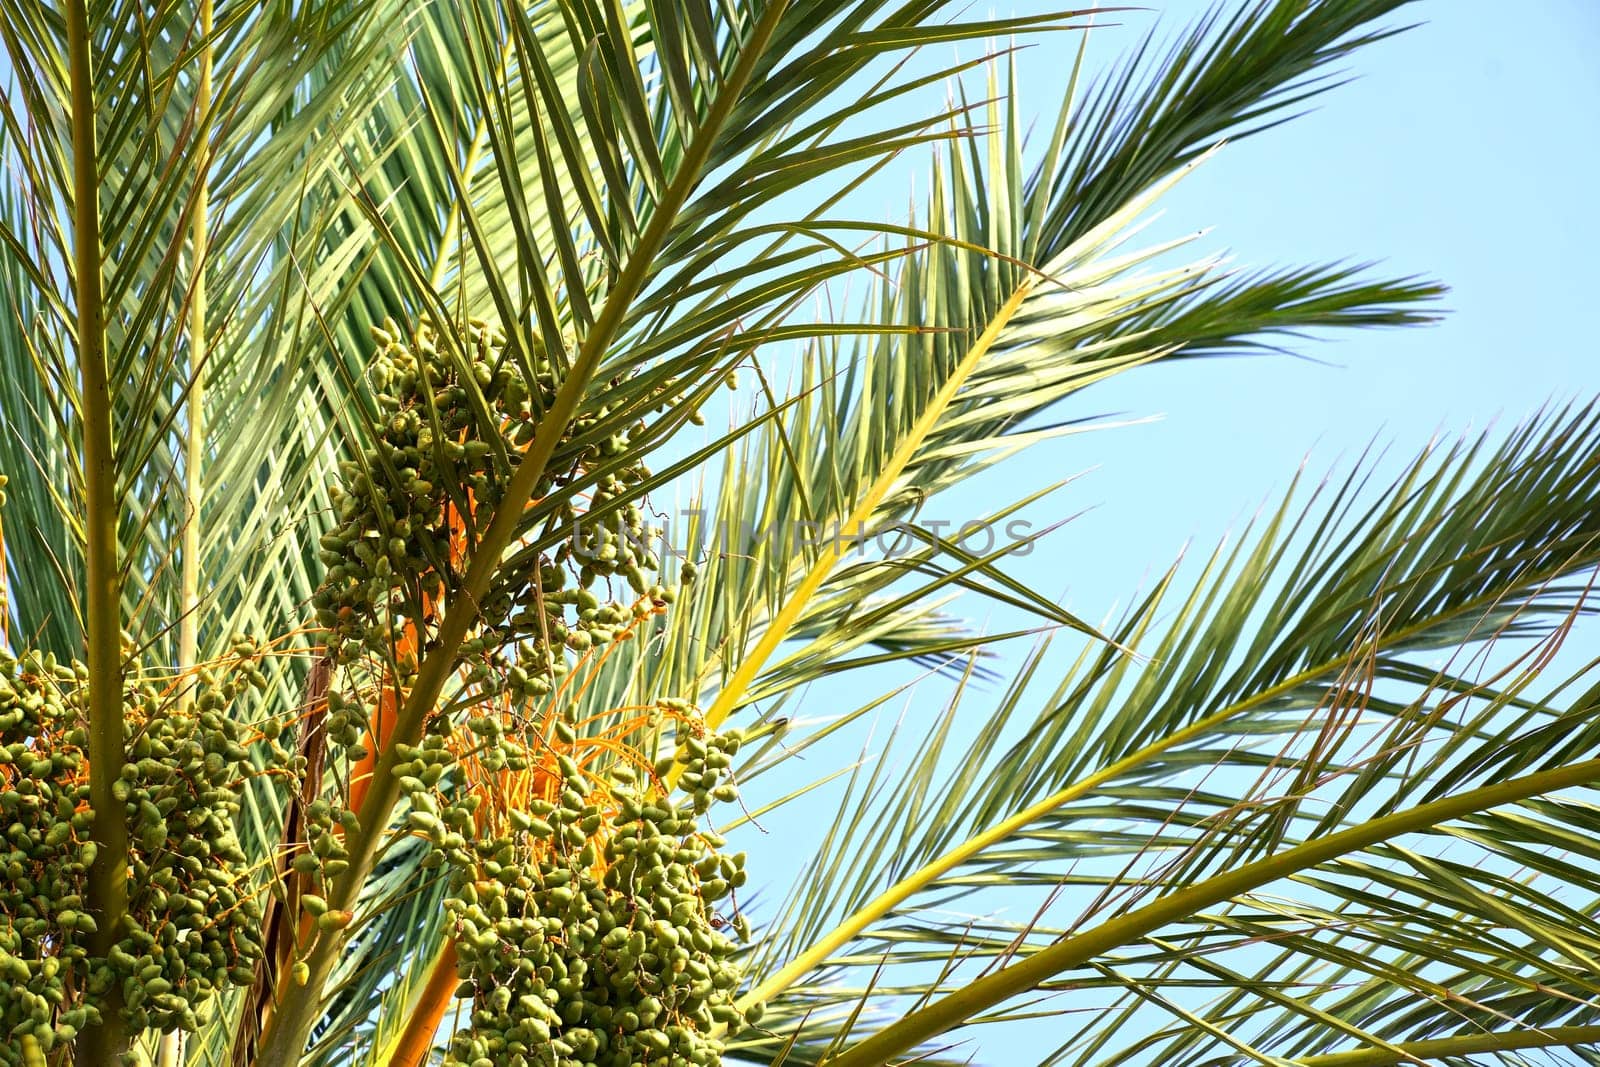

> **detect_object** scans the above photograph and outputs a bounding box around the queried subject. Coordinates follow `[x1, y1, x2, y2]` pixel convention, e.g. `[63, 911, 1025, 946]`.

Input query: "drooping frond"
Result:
[755, 403, 1600, 1066]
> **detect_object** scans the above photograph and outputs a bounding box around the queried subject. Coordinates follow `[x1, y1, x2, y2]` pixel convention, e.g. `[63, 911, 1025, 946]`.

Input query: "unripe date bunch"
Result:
[311, 317, 669, 694]
[0, 643, 287, 1060]
[400, 720, 757, 1067]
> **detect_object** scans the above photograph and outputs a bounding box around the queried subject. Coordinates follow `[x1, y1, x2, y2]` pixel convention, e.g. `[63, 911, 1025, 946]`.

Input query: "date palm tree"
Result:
[2, 0, 1597, 1063]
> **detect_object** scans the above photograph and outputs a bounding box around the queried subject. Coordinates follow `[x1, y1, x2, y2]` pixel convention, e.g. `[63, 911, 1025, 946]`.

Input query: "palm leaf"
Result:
[774, 403, 1600, 1067]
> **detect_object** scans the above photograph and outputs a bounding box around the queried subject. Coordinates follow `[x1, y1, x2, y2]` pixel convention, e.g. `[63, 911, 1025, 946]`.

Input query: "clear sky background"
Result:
[730, 1, 1600, 1057]
[746, 0, 1600, 782]
[951, 0, 1600, 614]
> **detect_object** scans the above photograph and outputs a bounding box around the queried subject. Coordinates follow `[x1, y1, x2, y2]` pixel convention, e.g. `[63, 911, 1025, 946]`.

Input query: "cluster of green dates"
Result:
[0, 652, 94, 1059]
[402, 724, 759, 1067]
[285, 789, 357, 908]
[0, 644, 285, 1061]
[311, 317, 666, 694]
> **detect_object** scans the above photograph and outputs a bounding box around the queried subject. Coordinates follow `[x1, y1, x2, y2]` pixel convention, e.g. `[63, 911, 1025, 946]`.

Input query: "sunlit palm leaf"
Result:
[766, 403, 1600, 1067]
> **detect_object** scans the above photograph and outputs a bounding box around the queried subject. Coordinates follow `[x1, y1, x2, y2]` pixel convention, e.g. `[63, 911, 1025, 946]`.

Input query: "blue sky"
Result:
[730, 1, 1600, 1057]
[962, 0, 1600, 612]
[746, 0, 1600, 776]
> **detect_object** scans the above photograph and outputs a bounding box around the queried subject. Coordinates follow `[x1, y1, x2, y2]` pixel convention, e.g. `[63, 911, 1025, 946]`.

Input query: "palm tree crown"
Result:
[0, 0, 1595, 1064]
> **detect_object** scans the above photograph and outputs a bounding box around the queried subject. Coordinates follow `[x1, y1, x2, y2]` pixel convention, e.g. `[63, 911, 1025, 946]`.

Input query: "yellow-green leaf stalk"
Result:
[67, 0, 130, 1057]
[164, 4, 214, 1065]
[820, 758, 1600, 1067]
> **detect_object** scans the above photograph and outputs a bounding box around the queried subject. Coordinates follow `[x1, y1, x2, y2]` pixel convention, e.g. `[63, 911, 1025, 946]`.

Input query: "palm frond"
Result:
[770, 403, 1600, 1067]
